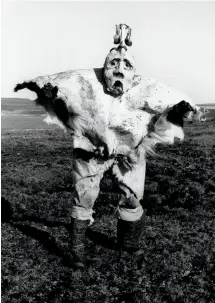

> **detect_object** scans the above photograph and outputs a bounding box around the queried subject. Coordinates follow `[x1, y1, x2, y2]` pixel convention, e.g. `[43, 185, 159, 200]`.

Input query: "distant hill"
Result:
[198, 103, 215, 107]
[1, 98, 45, 114]
[1, 98, 215, 111]
[1, 97, 34, 105]
[1, 97, 32, 101]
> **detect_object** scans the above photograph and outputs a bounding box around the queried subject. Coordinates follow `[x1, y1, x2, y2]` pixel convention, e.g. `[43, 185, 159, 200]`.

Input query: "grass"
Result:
[1, 120, 215, 303]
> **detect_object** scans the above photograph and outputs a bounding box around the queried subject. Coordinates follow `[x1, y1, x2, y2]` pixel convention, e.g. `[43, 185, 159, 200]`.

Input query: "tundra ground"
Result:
[1, 121, 215, 303]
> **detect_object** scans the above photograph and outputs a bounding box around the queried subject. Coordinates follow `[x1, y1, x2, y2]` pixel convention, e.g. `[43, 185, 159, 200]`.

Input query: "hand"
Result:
[93, 145, 109, 160]
[118, 151, 138, 170]
[122, 156, 134, 170]
[94, 146, 105, 157]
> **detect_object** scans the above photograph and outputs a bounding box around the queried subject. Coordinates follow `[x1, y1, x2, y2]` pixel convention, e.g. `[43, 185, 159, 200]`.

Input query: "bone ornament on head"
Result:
[114, 24, 132, 48]
[104, 24, 136, 97]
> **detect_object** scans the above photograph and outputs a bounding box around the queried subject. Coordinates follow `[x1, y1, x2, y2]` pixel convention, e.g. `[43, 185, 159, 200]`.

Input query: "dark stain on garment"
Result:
[132, 75, 142, 88]
[39, 82, 58, 100]
[78, 76, 96, 101]
[146, 115, 160, 134]
[140, 104, 158, 115]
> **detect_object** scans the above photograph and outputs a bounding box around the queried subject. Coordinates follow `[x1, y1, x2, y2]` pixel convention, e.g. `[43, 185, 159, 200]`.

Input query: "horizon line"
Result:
[1, 96, 215, 106]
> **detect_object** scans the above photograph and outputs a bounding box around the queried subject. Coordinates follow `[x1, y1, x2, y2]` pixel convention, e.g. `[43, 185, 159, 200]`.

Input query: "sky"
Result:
[1, 1, 215, 104]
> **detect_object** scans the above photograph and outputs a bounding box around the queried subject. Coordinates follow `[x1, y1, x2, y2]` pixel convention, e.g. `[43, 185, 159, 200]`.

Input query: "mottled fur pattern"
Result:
[14, 73, 198, 165]
[14, 81, 77, 129]
[14, 81, 109, 152]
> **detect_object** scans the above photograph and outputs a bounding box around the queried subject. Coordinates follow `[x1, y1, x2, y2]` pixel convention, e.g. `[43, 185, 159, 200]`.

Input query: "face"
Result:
[104, 47, 136, 97]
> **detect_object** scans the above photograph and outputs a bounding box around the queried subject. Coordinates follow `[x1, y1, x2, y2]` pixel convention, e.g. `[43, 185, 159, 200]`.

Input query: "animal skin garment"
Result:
[14, 68, 200, 158]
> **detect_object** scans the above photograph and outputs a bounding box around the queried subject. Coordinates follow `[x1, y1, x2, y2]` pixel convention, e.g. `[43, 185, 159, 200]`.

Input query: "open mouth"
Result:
[112, 81, 124, 96]
[113, 80, 123, 89]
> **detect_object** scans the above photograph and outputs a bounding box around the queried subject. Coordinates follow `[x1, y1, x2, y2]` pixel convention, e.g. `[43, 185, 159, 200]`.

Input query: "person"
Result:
[14, 24, 200, 269]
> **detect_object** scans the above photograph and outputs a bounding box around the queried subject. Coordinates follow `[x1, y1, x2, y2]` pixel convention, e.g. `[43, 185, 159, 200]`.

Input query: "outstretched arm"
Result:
[14, 69, 114, 157]
[118, 100, 197, 169]
[129, 76, 200, 116]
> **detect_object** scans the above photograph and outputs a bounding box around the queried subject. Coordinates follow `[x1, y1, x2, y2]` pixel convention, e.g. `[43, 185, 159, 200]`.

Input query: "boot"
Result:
[66, 218, 89, 269]
[117, 217, 145, 268]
